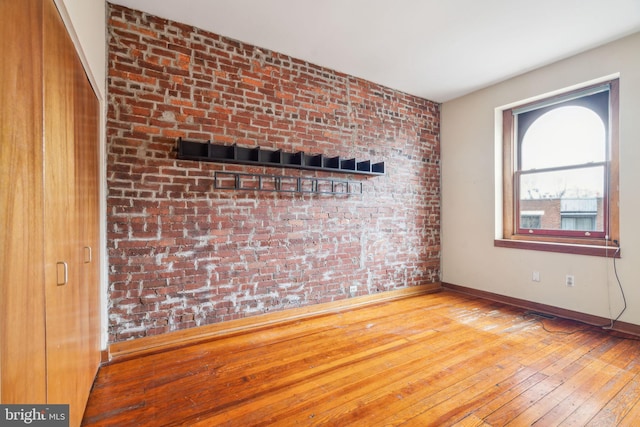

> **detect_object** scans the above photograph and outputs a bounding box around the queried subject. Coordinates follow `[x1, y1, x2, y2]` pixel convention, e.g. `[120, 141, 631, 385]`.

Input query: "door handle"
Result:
[84, 246, 92, 263]
[56, 261, 68, 286]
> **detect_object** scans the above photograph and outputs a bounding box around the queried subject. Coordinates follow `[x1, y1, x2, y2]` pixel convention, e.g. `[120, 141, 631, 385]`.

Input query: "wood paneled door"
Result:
[0, 0, 101, 425]
[0, 0, 48, 404]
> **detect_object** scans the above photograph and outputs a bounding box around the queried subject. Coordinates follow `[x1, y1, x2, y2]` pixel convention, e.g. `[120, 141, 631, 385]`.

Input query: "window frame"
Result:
[496, 79, 620, 257]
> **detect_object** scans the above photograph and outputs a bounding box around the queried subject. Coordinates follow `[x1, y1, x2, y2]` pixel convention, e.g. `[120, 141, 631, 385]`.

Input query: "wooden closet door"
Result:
[0, 0, 100, 415]
[43, 0, 81, 411]
[43, 0, 100, 424]
[73, 26, 102, 413]
[0, 0, 47, 404]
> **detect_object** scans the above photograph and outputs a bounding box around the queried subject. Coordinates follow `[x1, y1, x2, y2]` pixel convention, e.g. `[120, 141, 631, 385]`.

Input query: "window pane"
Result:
[520, 215, 541, 229]
[519, 166, 604, 232]
[561, 216, 596, 231]
[520, 106, 606, 170]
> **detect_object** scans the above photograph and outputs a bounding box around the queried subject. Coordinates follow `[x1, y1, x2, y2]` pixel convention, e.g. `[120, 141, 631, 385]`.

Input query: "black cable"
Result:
[603, 243, 626, 330]
[520, 240, 634, 340]
[538, 319, 592, 335]
[522, 306, 640, 342]
[522, 312, 592, 335]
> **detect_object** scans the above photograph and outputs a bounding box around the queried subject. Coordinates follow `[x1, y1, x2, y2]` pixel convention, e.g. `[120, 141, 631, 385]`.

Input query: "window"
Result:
[520, 211, 543, 229]
[561, 215, 595, 231]
[560, 198, 598, 231]
[497, 79, 619, 257]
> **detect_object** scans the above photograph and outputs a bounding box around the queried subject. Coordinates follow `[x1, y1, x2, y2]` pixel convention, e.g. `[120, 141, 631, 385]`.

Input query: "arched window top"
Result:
[520, 105, 606, 171]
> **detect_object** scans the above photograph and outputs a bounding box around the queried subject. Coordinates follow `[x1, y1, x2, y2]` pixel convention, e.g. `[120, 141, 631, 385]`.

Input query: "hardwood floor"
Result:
[82, 290, 640, 426]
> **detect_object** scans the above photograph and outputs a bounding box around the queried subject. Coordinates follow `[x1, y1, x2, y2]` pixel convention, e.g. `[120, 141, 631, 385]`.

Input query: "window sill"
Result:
[494, 239, 621, 258]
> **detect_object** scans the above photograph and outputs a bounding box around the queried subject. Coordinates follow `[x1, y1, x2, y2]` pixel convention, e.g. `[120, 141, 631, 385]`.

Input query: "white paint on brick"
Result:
[105, 3, 441, 342]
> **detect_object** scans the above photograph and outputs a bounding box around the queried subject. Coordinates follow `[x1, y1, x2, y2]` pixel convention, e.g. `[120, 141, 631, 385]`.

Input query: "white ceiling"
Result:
[109, 0, 640, 102]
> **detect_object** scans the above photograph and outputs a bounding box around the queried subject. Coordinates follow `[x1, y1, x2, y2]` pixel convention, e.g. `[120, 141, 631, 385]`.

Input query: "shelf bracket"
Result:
[214, 171, 362, 195]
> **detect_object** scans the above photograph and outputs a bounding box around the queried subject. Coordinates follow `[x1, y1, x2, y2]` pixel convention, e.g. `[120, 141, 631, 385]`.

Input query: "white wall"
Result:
[55, 0, 106, 100]
[441, 32, 640, 326]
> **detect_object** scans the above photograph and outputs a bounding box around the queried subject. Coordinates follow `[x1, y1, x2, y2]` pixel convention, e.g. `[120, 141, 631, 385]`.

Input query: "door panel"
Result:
[0, 0, 47, 404]
[74, 31, 102, 415]
[43, 0, 81, 411]
[43, 0, 101, 425]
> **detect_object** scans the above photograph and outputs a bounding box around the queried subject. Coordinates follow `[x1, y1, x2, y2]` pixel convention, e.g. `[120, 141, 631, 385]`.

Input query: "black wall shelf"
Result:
[176, 138, 385, 176]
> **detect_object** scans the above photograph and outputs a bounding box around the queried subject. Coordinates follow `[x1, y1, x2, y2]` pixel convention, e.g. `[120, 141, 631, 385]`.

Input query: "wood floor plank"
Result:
[559, 371, 636, 426]
[292, 339, 519, 425]
[87, 300, 446, 425]
[585, 371, 640, 426]
[187, 333, 447, 426]
[82, 290, 640, 426]
[459, 370, 549, 424]
[369, 327, 546, 424]
[505, 331, 629, 425]
[387, 356, 530, 425]
[507, 358, 608, 425]
[453, 414, 492, 427]
[483, 351, 598, 425]
[187, 316, 498, 426]
[617, 388, 640, 427]
[428, 322, 606, 424]
[533, 338, 638, 425]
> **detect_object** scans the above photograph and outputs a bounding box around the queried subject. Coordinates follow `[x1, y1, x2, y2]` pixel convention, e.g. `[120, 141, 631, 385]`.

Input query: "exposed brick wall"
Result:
[106, 4, 440, 342]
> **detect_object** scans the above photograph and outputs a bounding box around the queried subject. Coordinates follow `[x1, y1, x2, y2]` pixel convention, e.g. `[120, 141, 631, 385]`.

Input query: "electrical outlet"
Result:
[566, 275, 575, 287]
[532, 271, 540, 282]
[349, 285, 357, 294]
